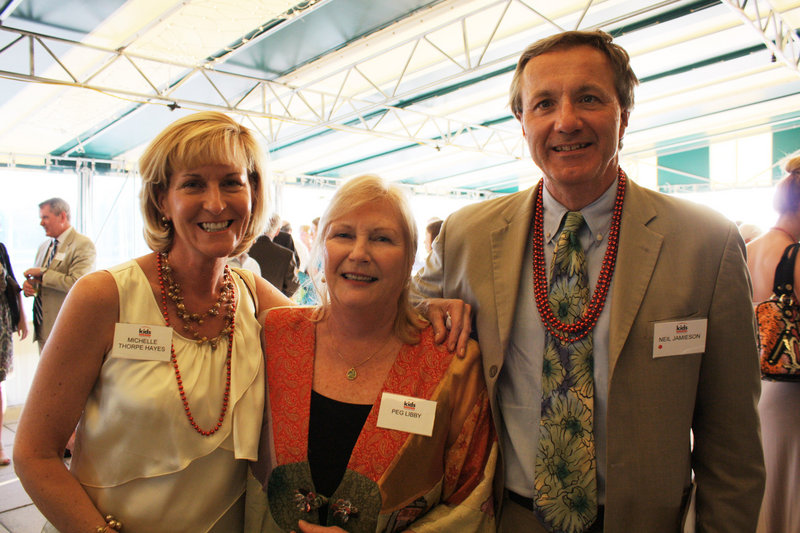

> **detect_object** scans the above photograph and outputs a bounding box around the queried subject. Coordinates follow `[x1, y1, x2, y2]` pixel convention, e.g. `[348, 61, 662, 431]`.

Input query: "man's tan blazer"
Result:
[33, 228, 96, 345]
[412, 178, 765, 532]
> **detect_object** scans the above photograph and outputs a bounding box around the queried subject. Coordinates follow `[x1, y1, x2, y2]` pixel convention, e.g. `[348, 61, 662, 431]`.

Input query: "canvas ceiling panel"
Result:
[270, 133, 407, 174]
[624, 92, 800, 155]
[453, 0, 564, 63]
[391, 148, 515, 184]
[305, 148, 444, 180]
[294, 135, 520, 190]
[225, 0, 443, 79]
[402, 73, 513, 121]
[283, 1, 550, 103]
[409, 155, 532, 190]
[277, 0, 484, 87]
[0, 31, 65, 79]
[8, 0, 128, 35]
[633, 56, 800, 133]
[623, 11, 755, 77]
[74, 106, 194, 159]
[424, 161, 528, 193]
[635, 50, 773, 105]
[264, 0, 717, 160]
[346, 41, 459, 100]
[0, 86, 124, 154]
[123, 0, 299, 64]
[240, 112, 296, 145]
[459, 1, 525, 66]
[165, 69, 266, 110]
[643, 68, 800, 128]
[88, 55, 188, 100]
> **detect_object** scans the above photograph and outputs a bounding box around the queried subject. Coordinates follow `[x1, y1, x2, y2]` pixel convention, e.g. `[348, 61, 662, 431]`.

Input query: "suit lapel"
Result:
[51, 231, 76, 267]
[608, 180, 662, 376]
[490, 187, 537, 359]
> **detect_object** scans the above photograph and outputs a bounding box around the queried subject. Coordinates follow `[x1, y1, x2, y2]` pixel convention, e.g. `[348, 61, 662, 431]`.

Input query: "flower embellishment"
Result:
[331, 499, 359, 523]
[294, 489, 327, 513]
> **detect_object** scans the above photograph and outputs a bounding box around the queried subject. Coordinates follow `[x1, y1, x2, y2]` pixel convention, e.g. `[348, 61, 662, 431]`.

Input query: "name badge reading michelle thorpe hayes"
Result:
[376, 392, 437, 437]
[109, 323, 172, 362]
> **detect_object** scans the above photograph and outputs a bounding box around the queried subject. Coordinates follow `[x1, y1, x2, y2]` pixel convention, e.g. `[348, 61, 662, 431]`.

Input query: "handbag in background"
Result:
[756, 242, 800, 381]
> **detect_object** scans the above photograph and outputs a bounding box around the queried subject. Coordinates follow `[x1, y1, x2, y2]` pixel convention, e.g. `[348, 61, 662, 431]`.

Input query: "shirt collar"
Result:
[54, 225, 73, 244]
[542, 177, 618, 245]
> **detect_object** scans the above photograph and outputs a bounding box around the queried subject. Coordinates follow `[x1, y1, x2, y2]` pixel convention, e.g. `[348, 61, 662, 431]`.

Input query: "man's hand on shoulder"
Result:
[418, 298, 472, 357]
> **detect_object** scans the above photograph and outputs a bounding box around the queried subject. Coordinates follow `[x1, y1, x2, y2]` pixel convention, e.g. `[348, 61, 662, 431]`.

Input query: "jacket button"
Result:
[489, 365, 498, 378]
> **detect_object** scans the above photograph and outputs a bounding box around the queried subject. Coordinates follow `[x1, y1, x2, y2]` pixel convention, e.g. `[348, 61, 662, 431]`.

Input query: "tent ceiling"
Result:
[0, 0, 798, 195]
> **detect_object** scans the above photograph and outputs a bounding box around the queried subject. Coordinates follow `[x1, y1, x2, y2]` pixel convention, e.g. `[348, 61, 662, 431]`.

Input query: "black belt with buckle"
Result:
[507, 491, 605, 531]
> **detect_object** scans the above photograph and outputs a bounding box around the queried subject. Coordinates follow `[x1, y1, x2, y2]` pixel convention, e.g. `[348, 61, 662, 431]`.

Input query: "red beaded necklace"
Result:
[532, 168, 626, 343]
[156, 252, 235, 436]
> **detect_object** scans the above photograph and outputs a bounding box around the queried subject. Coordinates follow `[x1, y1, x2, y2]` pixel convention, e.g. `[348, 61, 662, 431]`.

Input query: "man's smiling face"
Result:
[518, 45, 628, 209]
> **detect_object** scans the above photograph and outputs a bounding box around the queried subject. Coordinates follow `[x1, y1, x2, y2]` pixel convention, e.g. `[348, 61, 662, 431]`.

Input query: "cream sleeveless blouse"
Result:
[58, 260, 264, 532]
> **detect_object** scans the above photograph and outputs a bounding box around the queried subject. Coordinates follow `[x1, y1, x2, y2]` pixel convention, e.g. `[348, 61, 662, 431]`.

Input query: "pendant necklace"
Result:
[328, 319, 392, 381]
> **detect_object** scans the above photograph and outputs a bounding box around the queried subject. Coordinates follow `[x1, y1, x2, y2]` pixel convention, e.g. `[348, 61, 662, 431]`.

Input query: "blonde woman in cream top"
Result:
[13, 112, 293, 533]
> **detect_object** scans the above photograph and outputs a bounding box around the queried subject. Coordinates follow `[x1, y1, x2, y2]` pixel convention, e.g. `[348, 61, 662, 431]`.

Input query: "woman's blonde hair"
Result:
[310, 174, 426, 344]
[139, 111, 269, 256]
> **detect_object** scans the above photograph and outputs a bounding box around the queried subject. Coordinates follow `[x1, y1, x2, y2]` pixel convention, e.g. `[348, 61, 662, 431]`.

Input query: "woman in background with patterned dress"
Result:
[14, 111, 293, 532]
[747, 153, 800, 533]
[0, 240, 27, 466]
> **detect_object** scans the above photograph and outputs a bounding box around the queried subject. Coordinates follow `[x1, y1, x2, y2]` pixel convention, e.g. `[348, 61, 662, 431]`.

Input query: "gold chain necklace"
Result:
[327, 320, 393, 381]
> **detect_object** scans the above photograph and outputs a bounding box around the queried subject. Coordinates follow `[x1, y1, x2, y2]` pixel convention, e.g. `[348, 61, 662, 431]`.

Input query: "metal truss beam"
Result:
[269, 0, 680, 146]
[0, 0, 682, 161]
[720, 0, 800, 75]
[0, 23, 527, 160]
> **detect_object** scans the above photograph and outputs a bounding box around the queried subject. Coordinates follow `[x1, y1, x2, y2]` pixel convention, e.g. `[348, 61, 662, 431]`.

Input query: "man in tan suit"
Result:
[23, 198, 96, 352]
[412, 31, 764, 532]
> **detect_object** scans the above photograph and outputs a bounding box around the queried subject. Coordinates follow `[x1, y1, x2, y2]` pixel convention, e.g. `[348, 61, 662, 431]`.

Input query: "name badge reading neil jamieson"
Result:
[109, 323, 172, 361]
[376, 392, 436, 436]
[652, 318, 707, 358]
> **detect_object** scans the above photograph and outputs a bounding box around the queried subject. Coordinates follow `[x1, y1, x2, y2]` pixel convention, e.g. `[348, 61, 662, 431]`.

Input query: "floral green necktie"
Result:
[533, 211, 597, 533]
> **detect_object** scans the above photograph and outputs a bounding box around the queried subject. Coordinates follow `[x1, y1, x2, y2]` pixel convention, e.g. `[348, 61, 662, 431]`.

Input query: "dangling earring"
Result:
[161, 216, 171, 228]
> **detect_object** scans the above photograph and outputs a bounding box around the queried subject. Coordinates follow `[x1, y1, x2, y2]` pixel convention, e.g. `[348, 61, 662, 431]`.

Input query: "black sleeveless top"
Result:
[308, 390, 372, 525]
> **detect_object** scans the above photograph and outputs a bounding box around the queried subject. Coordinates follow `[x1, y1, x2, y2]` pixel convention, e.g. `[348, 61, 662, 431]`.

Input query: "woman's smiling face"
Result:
[160, 163, 252, 260]
[323, 200, 408, 313]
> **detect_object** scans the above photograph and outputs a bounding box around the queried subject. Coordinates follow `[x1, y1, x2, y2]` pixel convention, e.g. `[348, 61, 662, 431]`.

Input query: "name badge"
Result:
[376, 392, 436, 436]
[109, 323, 172, 361]
[653, 318, 707, 358]
[53, 252, 66, 261]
